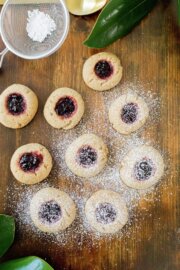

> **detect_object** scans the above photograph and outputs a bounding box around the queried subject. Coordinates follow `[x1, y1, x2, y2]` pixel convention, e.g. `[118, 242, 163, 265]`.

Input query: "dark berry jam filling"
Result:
[134, 158, 154, 181]
[7, 93, 26, 115]
[19, 152, 43, 172]
[39, 200, 61, 224]
[55, 96, 76, 118]
[94, 60, 113, 79]
[121, 103, 138, 124]
[96, 203, 117, 224]
[77, 145, 97, 167]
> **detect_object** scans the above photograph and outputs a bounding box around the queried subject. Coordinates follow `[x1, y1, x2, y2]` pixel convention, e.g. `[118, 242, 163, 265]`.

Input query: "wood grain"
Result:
[0, 1, 179, 270]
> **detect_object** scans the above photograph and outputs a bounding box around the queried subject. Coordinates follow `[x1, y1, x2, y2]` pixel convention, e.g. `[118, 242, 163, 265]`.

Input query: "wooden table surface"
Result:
[0, 2, 179, 270]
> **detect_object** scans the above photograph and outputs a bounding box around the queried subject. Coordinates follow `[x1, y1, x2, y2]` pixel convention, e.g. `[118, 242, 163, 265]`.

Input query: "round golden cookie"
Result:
[10, 143, 52, 185]
[44, 87, 84, 129]
[30, 187, 76, 233]
[85, 190, 129, 234]
[120, 146, 165, 190]
[65, 134, 108, 178]
[109, 93, 149, 135]
[0, 84, 38, 129]
[82, 52, 123, 91]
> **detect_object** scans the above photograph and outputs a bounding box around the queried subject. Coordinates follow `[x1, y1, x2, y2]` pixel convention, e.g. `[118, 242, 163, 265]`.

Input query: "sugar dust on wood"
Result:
[5, 84, 170, 248]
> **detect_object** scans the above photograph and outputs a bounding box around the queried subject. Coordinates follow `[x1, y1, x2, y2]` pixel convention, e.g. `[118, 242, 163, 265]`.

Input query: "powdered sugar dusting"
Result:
[5, 82, 170, 248]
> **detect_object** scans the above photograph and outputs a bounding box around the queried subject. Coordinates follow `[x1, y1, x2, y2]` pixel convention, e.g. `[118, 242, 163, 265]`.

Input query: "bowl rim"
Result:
[0, 0, 70, 60]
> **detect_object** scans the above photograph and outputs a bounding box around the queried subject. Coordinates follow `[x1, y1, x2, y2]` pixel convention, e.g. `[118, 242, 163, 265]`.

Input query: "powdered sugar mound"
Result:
[26, 9, 56, 43]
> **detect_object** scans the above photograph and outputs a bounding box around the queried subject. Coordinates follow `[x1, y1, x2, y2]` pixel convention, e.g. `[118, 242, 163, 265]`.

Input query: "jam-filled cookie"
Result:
[109, 93, 149, 135]
[30, 187, 76, 233]
[44, 88, 84, 129]
[0, 84, 38, 129]
[82, 52, 123, 91]
[120, 146, 165, 189]
[65, 134, 108, 178]
[10, 143, 52, 185]
[85, 190, 128, 234]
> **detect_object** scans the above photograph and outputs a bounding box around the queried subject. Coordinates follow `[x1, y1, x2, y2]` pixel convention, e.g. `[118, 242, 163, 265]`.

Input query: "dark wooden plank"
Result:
[0, 1, 179, 270]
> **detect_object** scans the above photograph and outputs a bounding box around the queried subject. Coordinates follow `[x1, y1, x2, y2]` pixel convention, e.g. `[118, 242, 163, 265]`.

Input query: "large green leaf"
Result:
[0, 214, 15, 257]
[84, 0, 157, 48]
[0, 256, 54, 270]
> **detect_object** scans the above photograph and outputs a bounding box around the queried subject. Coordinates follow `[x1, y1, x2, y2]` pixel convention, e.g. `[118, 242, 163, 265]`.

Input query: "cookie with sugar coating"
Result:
[30, 187, 76, 233]
[119, 146, 165, 189]
[85, 189, 129, 234]
[109, 93, 149, 135]
[65, 133, 108, 178]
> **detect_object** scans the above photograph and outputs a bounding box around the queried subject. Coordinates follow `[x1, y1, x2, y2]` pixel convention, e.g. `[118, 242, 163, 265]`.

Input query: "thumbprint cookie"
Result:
[65, 134, 108, 178]
[44, 87, 84, 129]
[109, 93, 149, 135]
[85, 190, 128, 234]
[83, 52, 123, 91]
[120, 146, 165, 189]
[10, 143, 52, 184]
[0, 84, 38, 129]
[30, 188, 76, 233]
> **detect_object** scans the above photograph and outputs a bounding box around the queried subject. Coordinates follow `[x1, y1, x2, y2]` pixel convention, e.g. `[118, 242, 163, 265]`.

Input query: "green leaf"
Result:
[0, 256, 54, 270]
[84, 0, 157, 48]
[0, 214, 15, 257]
